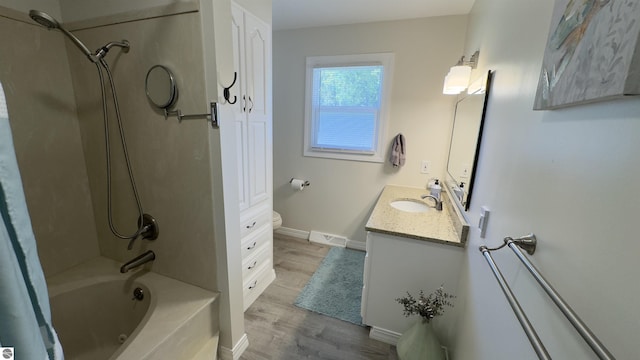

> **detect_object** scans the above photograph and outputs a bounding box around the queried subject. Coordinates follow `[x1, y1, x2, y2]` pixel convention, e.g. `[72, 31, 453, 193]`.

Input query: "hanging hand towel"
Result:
[389, 133, 406, 167]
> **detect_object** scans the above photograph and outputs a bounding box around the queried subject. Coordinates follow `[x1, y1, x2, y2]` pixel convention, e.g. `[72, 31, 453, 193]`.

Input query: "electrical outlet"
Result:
[460, 163, 470, 178]
[420, 160, 431, 174]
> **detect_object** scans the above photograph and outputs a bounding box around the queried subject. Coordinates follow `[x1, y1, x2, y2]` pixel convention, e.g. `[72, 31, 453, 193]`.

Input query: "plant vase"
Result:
[396, 319, 444, 360]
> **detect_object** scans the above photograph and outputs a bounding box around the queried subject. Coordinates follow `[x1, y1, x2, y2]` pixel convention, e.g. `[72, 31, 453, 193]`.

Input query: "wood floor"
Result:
[241, 234, 399, 360]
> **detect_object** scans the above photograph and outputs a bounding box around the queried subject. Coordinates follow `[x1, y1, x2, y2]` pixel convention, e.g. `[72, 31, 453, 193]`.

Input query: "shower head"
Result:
[29, 9, 94, 61]
[29, 10, 59, 29]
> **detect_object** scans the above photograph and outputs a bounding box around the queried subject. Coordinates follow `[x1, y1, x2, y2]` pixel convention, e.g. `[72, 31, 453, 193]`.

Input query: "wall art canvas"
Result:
[534, 0, 640, 110]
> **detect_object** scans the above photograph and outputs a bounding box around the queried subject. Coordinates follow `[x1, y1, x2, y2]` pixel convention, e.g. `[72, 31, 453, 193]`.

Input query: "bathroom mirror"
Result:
[145, 65, 178, 109]
[446, 70, 493, 211]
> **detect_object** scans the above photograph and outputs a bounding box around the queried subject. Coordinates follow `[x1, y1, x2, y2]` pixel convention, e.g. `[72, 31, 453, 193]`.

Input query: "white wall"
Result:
[450, 0, 640, 359]
[59, 0, 196, 22]
[273, 16, 468, 242]
[0, 0, 61, 19]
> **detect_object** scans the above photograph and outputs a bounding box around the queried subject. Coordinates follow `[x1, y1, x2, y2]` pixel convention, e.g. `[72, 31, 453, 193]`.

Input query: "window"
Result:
[304, 53, 394, 162]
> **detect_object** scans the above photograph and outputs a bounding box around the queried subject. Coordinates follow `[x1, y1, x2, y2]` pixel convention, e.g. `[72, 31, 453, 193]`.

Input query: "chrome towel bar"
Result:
[504, 238, 616, 360]
[479, 246, 551, 360]
[481, 234, 616, 360]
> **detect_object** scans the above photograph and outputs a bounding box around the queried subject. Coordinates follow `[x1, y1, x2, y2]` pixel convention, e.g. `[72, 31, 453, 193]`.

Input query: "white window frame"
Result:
[304, 53, 394, 162]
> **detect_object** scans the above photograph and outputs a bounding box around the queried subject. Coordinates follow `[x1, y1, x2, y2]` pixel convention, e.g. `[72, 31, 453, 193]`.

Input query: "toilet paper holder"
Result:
[289, 178, 310, 187]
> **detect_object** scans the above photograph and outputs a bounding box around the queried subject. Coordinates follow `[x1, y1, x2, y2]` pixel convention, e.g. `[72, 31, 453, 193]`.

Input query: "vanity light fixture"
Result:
[443, 50, 479, 95]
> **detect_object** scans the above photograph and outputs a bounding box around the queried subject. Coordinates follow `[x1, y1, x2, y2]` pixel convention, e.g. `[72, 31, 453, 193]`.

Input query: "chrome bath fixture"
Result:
[144, 65, 219, 128]
[29, 10, 130, 63]
[480, 234, 616, 360]
[30, 10, 158, 250]
[420, 194, 443, 211]
[120, 250, 156, 274]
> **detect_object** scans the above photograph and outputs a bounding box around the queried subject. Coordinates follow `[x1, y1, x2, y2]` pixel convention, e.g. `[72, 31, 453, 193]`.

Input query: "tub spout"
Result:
[120, 250, 155, 273]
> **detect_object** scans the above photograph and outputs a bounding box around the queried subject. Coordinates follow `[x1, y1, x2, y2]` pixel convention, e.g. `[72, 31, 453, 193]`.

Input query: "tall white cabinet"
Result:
[230, 3, 275, 311]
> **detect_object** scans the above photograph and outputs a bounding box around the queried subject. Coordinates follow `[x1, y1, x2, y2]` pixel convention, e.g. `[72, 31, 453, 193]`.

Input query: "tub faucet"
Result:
[421, 194, 443, 211]
[120, 250, 156, 273]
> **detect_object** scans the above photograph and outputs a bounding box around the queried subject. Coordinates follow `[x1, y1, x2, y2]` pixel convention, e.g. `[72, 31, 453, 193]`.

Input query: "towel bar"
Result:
[504, 238, 615, 360]
[480, 234, 616, 360]
[479, 246, 551, 360]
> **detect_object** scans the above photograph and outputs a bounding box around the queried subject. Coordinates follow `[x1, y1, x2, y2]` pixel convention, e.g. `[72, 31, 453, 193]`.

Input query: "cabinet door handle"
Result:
[248, 280, 258, 290]
[246, 242, 257, 250]
[248, 260, 258, 270]
[242, 95, 246, 112]
[246, 221, 257, 229]
[248, 96, 254, 113]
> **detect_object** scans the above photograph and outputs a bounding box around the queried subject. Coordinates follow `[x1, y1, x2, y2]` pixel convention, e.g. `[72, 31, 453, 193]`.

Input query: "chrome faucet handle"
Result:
[127, 214, 160, 250]
[420, 194, 443, 211]
[127, 237, 137, 250]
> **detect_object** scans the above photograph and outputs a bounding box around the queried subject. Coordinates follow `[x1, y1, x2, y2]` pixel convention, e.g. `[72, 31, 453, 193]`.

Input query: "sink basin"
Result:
[390, 199, 430, 213]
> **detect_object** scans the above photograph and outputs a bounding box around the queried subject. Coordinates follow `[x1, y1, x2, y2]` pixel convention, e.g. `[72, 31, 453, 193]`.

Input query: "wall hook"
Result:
[223, 72, 238, 104]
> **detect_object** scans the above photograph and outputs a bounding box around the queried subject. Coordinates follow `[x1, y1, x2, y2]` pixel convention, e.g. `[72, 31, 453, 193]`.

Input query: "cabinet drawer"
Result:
[242, 245, 272, 283]
[243, 262, 275, 311]
[240, 206, 272, 238]
[241, 224, 271, 259]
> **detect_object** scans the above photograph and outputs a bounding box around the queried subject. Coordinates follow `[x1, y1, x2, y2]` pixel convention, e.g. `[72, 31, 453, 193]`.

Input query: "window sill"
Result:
[303, 148, 384, 163]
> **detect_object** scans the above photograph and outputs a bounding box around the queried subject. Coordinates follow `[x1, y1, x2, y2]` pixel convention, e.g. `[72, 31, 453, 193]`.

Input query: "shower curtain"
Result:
[0, 82, 64, 359]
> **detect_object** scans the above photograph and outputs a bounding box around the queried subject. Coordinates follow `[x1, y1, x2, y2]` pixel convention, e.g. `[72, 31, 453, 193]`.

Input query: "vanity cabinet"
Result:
[361, 231, 464, 342]
[230, 3, 274, 311]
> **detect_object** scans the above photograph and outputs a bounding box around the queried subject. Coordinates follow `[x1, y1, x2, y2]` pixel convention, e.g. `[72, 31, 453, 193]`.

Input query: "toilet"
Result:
[272, 211, 282, 230]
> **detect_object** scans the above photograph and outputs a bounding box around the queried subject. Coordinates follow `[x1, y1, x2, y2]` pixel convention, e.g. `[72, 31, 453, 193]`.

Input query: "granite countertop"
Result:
[365, 185, 468, 247]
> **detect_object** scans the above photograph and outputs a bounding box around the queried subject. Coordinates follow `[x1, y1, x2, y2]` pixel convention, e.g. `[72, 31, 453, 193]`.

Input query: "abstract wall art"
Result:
[534, 0, 640, 110]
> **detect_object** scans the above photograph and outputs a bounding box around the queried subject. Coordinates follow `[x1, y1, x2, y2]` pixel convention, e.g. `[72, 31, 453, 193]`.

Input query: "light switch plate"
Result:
[478, 206, 490, 238]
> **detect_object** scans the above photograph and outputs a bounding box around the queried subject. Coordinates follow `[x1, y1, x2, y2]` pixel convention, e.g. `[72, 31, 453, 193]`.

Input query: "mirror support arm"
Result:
[164, 102, 219, 128]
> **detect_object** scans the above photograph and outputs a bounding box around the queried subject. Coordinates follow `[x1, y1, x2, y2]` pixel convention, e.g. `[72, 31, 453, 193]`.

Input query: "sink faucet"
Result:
[421, 194, 443, 211]
[120, 250, 156, 273]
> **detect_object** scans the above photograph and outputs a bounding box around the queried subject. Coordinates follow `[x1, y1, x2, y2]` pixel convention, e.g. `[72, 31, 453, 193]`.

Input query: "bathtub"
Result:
[47, 257, 219, 360]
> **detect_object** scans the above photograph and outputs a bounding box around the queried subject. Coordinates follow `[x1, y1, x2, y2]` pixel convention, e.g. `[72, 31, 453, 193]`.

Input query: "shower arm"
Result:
[68, 38, 130, 64]
[94, 41, 130, 62]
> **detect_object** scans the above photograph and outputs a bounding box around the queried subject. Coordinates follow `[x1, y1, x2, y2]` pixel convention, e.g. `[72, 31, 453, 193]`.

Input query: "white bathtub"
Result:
[47, 257, 219, 360]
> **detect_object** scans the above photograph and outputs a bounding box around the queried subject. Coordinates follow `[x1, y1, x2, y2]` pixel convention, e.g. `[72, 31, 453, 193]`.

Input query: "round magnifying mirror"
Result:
[145, 65, 178, 109]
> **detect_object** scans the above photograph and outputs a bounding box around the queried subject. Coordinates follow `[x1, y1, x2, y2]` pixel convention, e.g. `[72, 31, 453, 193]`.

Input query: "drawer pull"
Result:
[248, 260, 258, 270]
[245, 221, 257, 229]
[248, 280, 258, 290]
[246, 242, 257, 250]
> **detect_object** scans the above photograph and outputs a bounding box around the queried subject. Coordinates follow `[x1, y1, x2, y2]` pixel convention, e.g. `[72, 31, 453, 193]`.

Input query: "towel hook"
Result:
[223, 72, 238, 104]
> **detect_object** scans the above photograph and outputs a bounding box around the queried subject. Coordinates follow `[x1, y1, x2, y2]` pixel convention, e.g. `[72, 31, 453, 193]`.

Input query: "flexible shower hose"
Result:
[96, 59, 145, 246]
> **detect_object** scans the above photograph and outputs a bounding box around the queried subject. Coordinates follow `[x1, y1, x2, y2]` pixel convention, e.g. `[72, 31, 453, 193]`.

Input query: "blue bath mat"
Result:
[294, 246, 365, 325]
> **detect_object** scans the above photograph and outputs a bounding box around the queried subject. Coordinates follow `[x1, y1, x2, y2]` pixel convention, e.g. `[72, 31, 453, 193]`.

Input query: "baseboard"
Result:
[309, 230, 347, 247]
[369, 326, 401, 345]
[218, 333, 249, 360]
[276, 227, 366, 251]
[346, 239, 366, 251]
[274, 227, 309, 240]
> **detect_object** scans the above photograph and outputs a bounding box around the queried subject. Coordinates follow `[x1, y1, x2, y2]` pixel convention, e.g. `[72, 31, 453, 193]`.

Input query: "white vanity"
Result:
[361, 185, 469, 345]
